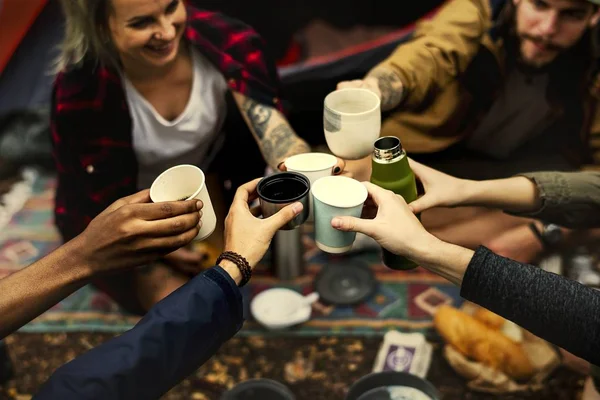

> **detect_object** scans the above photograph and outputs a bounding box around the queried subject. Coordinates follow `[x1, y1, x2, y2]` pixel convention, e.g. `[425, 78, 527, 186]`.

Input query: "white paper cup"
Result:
[324, 88, 381, 160]
[284, 153, 337, 221]
[149, 164, 216, 241]
[312, 176, 368, 253]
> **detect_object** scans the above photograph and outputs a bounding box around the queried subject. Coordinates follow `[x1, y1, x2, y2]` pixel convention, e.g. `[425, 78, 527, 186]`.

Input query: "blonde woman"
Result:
[51, 0, 345, 313]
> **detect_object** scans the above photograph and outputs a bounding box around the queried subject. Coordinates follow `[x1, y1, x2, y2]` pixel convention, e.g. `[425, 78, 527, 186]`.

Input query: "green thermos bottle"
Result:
[370, 136, 419, 270]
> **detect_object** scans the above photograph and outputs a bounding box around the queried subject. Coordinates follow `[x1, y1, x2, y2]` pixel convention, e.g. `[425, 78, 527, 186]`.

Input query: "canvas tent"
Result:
[0, 0, 60, 115]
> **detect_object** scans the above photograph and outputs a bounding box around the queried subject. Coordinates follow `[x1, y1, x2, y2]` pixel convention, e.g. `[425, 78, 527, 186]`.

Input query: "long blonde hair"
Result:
[54, 0, 118, 73]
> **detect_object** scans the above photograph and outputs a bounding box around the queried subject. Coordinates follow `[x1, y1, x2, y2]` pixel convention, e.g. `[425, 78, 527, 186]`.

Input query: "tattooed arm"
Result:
[337, 66, 404, 112]
[365, 68, 405, 111]
[233, 92, 310, 169]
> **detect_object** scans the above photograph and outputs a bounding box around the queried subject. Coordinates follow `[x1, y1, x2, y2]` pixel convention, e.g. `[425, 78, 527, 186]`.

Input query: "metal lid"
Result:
[373, 136, 404, 162]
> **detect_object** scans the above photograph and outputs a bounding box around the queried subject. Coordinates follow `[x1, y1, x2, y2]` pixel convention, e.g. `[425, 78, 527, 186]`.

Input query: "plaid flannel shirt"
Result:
[51, 8, 284, 241]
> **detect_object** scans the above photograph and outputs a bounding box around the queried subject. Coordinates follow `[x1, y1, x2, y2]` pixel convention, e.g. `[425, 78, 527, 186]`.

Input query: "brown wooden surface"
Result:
[0, 334, 584, 399]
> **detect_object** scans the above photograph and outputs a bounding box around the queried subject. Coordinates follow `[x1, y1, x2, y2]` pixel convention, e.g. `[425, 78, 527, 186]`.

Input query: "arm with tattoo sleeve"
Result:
[364, 67, 405, 112]
[233, 92, 310, 168]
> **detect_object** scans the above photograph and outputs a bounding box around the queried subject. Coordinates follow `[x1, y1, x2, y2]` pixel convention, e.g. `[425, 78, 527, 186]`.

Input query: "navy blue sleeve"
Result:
[461, 246, 600, 365]
[34, 266, 243, 400]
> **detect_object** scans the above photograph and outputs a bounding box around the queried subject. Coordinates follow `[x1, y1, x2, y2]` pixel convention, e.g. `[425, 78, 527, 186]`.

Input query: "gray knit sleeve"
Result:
[461, 246, 600, 365]
[508, 171, 600, 228]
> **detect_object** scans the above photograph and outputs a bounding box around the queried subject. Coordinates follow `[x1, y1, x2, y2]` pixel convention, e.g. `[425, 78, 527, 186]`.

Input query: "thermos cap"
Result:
[373, 136, 404, 162]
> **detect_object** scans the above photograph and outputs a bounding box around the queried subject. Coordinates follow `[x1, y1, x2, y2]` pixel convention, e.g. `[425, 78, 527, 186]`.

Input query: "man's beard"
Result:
[518, 33, 565, 67]
[521, 34, 565, 52]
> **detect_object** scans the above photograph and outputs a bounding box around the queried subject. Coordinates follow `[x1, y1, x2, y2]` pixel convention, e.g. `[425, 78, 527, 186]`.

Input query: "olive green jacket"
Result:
[519, 171, 600, 228]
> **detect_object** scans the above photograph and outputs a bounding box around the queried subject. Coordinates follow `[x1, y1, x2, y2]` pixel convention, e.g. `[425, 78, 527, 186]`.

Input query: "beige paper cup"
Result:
[284, 153, 337, 221]
[149, 164, 216, 241]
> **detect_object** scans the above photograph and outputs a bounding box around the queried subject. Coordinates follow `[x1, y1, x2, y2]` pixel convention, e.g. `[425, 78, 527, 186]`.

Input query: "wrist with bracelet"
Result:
[217, 251, 252, 287]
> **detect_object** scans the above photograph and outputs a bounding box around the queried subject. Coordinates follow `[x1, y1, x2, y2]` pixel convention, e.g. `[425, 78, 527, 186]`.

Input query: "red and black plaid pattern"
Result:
[51, 8, 283, 242]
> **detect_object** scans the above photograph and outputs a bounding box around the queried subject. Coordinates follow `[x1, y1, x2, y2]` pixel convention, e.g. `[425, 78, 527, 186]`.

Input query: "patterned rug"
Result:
[0, 173, 463, 336]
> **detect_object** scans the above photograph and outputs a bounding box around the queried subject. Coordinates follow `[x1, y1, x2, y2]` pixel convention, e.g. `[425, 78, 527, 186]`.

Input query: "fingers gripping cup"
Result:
[149, 164, 217, 241]
[257, 172, 311, 230]
[324, 88, 381, 160]
[312, 176, 368, 253]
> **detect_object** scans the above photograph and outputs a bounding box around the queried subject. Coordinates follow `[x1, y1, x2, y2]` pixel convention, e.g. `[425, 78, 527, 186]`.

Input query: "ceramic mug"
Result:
[324, 88, 381, 160]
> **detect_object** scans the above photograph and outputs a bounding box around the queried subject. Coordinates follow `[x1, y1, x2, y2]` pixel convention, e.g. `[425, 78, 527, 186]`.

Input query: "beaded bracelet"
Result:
[216, 251, 252, 287]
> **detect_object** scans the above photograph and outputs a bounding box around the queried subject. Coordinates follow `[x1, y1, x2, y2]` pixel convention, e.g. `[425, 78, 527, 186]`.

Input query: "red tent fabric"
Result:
[0, 0, 48, 76]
